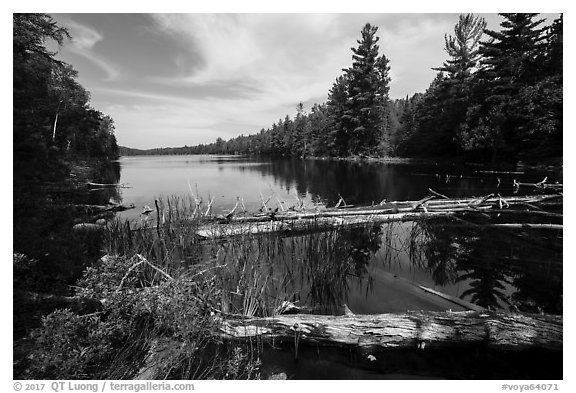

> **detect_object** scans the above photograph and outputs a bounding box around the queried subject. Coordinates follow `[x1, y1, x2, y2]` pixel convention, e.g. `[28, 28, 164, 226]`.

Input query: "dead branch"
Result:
[428, 188, 449, 199]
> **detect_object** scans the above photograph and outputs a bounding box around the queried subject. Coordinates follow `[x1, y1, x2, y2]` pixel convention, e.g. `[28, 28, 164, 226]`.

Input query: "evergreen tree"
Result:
[343, 23, 391, 156]
[459, 13, 550, 162]
[326, 75, 349, 156]
[434, 14, 486, 80]
[402, 14, 486, 158]
[307, 103, 330, 156]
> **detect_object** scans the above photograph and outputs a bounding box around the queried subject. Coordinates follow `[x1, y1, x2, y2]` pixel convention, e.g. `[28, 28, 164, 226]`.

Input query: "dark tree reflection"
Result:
[215, 222, 383, 316]
[407, 217, 562, 313]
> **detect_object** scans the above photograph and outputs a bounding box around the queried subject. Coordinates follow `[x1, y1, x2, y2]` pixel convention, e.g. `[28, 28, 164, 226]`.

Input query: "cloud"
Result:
[90, 14, 465, 148]
[65, 13, 554, 149]
[60, 19, 120, 81]
[148, 14, 348, 104]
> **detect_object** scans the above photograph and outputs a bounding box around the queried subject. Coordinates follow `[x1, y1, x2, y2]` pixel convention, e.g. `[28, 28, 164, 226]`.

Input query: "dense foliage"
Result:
[14, 14, 119, 182]
[124, 14, 562, 165]
[13, 14, 122, 338]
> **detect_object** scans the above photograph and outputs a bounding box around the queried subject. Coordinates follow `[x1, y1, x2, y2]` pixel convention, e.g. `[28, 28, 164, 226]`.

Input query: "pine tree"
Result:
[326, 75, 349, 156]
[434, 14, 486, 80]
[459, 13, 550, 162]
[408, 14, 487, 158]
[343, 23, 391, 156]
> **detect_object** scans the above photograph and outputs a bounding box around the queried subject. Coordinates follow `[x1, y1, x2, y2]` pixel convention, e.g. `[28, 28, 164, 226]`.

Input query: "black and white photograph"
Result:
[10, 2, 567, 388]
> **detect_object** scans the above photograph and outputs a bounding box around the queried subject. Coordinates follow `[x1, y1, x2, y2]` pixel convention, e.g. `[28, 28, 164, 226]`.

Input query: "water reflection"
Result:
[115, 156, 561, 316]
[214, 222, 383, 316]
[223, 157, 561, 207]
[213, 217, 561, 316]
[407, 218, 562, 313]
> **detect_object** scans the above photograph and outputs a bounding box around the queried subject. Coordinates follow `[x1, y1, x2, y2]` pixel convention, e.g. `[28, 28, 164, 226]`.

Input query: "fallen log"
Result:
[219, 311, 562, 351]
[196, 194, 561, 238]
[242, 194, 559, 222]
[75, 203, 135, 214]
[197, 211, 454, 238]
[487, 223, 562, 230]
[73, 223, 105, 231]
[86, 182, 131, 188]
[477, 170, 525, 175]
[514, 177, 562, 191]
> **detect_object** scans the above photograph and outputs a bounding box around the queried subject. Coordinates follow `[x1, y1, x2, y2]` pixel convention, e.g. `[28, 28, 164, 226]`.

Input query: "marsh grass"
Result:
[104, 196, 395, 317]
[21, 195, 402, 379]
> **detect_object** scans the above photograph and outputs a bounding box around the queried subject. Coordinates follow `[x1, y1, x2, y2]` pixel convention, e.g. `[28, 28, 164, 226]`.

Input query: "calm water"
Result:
[111, 155, 562, 317]
[115, 155, 561, 219]
[110, 154, 562, 379]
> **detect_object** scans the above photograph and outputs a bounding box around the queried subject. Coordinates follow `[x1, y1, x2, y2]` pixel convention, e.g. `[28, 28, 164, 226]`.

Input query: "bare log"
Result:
[75, 203, 135, 213]
[514, 177, 563, 190]
[86, 182, 131, 188]
[488, 223, 562, 230]
[477, 170, 525, 175]
[197, 211, 454, 238]
[460, 209, 563, 219]
[195, 194, 562, 238]
[73, 223, 104, 231]
[219, 311, 562, 351]
[210, 195, 560, 225]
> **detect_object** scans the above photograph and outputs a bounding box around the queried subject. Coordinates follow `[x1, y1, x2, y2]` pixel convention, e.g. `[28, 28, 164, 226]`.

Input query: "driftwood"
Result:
[75, 203, 135, 214]
[196, 194, 561, 239]
[219, 311, 562, 351]
[487, 223, 562, 230]
[514, 177, 563, 191]
[86, 182, 131, 188]
[226, 194, 560, 223]
[477, 170, 525, 175]
[197, 211, 454, 238]
[73, 223, 105, 231]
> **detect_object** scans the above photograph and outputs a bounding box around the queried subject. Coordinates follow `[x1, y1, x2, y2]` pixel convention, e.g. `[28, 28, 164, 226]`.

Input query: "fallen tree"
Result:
[196, 194, 562, 239]
[75, 202, 135, 214]
[218, 310, 562, 352]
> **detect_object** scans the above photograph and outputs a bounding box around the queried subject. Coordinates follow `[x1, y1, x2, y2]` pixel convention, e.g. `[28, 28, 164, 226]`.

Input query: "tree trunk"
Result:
[196, 194, 561, 239]
[218, 311, 562, 351]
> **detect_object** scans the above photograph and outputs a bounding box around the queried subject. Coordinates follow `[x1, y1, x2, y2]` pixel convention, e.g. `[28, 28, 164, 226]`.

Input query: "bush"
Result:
[22, 254, 261, 379]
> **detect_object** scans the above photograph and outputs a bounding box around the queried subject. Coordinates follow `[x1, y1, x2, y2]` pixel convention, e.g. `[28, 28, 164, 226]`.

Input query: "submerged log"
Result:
[219, 311, 562, 351]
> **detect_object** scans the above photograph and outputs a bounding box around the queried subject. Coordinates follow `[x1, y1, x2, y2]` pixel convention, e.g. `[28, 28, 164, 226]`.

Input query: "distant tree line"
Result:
[121, 14, 562, 165]
[14, 13, 120, 187]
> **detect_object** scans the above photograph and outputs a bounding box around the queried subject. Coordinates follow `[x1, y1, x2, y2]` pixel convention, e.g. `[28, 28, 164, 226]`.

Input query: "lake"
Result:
[111, 155, 562, 318]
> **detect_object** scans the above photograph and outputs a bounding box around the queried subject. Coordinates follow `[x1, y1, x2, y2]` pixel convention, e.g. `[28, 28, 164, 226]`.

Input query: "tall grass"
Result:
[104, 196, 390, 317]
[21, 194, 445, 379]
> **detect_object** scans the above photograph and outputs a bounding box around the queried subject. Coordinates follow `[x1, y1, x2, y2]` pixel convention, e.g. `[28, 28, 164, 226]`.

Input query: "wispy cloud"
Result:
[61, 19, 120, 81]
[148, 14, 348, 104]
[51, 13, 559, 150]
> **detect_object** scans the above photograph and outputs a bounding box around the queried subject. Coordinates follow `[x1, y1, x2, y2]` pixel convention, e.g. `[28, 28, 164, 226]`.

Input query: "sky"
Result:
[48, 12, 561, 150]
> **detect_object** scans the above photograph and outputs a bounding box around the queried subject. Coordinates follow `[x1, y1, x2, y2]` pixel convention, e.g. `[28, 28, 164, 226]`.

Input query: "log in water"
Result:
[195, 194, 562, 239]
[219, 311, 562, 351]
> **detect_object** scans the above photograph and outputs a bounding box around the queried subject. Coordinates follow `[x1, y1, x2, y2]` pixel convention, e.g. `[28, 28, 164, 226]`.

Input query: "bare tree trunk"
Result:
[52, 111, 59, 142]
[218, 311, 562, 351]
